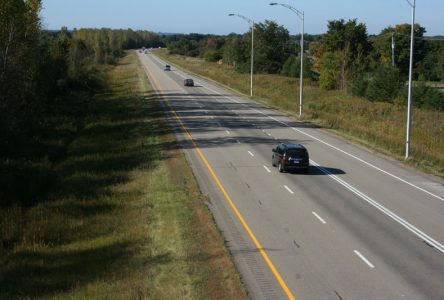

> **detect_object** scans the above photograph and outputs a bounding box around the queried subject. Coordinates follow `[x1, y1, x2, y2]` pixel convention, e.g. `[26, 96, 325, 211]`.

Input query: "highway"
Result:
[138, 51, 444, 300]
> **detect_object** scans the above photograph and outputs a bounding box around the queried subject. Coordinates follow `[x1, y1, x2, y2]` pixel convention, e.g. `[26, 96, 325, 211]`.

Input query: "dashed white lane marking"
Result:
[196, 76, 443, 203]
[284, 185, 294, 194]
[226, 130, 230, 134]
[354, 250, 375, 268]
[237, 140, 241, 144]
[311, 160, 444, 254]
[312, 211, 327, 224]
[264, 166, 272, 173]
[148, 53, 444, 253]
[248, 151, 255, 157]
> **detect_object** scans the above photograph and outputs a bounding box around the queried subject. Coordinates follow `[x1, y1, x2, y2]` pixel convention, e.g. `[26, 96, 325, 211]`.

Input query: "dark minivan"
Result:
[184, 78, 194, 86]
[272, 143, 309, 173]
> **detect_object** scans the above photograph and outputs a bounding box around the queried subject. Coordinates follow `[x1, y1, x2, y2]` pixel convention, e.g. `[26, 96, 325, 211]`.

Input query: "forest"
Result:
[0, 0, 163, 208]
[1, 0, 443, 208]
[163, 20, 444, 111]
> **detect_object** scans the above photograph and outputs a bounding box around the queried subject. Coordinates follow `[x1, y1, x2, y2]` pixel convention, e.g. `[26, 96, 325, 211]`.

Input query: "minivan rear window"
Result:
[286, 149, 307, 157]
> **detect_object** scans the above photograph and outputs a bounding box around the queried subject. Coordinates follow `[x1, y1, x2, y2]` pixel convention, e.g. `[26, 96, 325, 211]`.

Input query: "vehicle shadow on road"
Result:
[289, 166, 346, 175]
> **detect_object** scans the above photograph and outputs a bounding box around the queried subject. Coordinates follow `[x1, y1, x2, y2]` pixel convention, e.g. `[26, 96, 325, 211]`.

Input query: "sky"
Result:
[41, 0, 444, 36]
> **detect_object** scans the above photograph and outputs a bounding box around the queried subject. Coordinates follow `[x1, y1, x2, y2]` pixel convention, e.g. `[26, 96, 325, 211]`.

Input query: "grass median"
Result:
[0, 51, 246, 299]
[153, 49, 444, 178]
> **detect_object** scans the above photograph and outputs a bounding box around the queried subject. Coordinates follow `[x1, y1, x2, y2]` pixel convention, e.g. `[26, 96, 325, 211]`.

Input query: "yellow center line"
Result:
[142, 54, 296, 300]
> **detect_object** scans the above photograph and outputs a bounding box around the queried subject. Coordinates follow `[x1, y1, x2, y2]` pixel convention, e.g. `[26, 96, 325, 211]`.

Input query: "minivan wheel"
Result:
[272, 156, 276, 167]
[278, 162, 284, 173]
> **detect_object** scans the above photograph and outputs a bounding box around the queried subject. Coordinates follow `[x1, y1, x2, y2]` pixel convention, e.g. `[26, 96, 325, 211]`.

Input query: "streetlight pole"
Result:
[392, 32, 395, 67]
[228, 13, 255, 97]
[405, 0, 416, 160]
[270, 2, 304, 116]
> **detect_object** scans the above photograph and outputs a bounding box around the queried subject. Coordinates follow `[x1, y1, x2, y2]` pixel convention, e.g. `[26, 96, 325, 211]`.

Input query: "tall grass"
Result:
[154, 50, 444, 177]
[0, 52, 246, 299]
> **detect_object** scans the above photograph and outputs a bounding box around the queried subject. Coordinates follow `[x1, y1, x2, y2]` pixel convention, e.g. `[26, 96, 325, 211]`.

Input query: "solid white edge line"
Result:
[284, 185, 294, 194]
[248, 151, 255, 157]
[149, 53, 444, 253]
[354, 250, 375, 268]
[312, 211, 327, 224]
[189, 70, 443, 203]
[290, 126, 444, 203]
[311, 160, 444, 254]
[264, 166, 272, 173]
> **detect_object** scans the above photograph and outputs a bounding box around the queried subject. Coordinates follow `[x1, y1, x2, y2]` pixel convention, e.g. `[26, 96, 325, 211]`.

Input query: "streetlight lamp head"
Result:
[269, 3, 278, 5]
[228, 13, 235, 16]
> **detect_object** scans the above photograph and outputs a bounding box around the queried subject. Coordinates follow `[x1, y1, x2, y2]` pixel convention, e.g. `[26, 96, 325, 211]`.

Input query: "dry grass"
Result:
[154, 49, 444, 178]
[0, 51, 246, 299]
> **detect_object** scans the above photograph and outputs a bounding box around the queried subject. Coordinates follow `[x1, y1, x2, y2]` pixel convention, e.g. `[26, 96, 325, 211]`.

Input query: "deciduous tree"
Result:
[315, 19, 371, 90]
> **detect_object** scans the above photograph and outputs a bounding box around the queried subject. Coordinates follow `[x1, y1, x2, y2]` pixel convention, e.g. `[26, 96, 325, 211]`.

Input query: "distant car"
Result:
[164, 65, 171, 71]
[272, 143, 309, 173]
[184, 79, 194, 86]
[138, 50, 142, 53]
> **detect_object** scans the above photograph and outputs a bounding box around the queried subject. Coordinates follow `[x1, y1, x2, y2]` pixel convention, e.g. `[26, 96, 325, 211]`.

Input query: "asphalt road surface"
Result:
[138, 51, 444, 300]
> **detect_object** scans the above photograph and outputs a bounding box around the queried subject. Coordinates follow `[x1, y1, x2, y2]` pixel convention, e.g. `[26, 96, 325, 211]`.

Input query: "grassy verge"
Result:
[0, 51, 246, 299]
[153, 49, 444, 178]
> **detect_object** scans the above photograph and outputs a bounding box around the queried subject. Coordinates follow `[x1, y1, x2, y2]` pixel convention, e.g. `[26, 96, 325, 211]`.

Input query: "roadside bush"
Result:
[319, 51, 341, 90]
[203, 50, 222, 62]
[399, 81, 444, 111]
[365, 65, 401, 102]
[281, 55, 298, 77]
[351, 73, 369, 97]
[281, 55, 314, 79]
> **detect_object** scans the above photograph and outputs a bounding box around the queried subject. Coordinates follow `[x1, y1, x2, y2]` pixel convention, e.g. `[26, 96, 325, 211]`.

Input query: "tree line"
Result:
[1, 0, 443, 159]
[162, 19, 444, 111]
[0, 0, 163, 159]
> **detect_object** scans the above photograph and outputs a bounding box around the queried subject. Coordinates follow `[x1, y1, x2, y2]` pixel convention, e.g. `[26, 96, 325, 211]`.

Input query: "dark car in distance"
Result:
[272, 143, 309, 173]
[184, 79, 194, 86]
[164, 64, 171, 71]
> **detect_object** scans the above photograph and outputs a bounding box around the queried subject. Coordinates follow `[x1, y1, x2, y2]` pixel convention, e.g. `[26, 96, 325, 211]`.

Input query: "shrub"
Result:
[281, 55, 298, 77]
[319, 52, 341, 90]
[399, 81, 444, 111]
[365, 65, 401, 102]
[281, 55, 314, 79]
[351, 73, 369, 97]
[203, 50, 222, 62]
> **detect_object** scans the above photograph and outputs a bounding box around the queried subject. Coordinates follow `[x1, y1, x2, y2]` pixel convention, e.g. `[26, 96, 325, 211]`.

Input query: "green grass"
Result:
[154, 49, 444, 178]
[0, 51, 246, 299]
